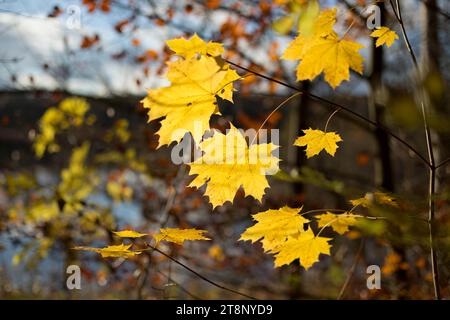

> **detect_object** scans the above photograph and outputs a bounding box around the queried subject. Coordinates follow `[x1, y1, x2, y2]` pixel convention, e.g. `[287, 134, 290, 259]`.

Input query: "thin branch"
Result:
[225, 59, 431, 167]
[146, 244, 257, 300]
[390, 0, 440, 300]
[436, 157, 450, 169]
[337, 239, 365, 300]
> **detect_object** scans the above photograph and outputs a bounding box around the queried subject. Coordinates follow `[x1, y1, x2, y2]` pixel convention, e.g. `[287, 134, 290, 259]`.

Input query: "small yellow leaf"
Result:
[350, 192, 398, 208]
[153, 228, 210, 245]
[370, 26, 399, 48]
[240, 206, 309, 252]
[73, 243, 141, 258]
[294, 128, 342, 158]
[272, 229, 332, 269]
[166, 33, 224, 59]
[208, 244, 225, 261]
[113, 230, 148, 238]
[316, 212, 357, 235]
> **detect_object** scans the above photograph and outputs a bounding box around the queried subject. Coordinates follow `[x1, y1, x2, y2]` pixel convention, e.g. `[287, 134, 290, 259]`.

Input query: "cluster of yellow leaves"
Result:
[74, 228, 210, 258]
[240, 206, 332, 269]
[240, 206, 360, 269]
[95, 148, 147, 172]
[282, 8, 365, 88]
[188, 125, 279, 208]
[58, 142, 98, 211]
[370, 26, 399, 48]
[142, 34, 281, 208]
[142, 34, 240, 147]
[294, 128, 342, 158]
[33, 97, 94, 158]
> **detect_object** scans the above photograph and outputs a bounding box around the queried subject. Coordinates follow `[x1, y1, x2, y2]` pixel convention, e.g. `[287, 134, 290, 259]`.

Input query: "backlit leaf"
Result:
[294, 128, 342, 158]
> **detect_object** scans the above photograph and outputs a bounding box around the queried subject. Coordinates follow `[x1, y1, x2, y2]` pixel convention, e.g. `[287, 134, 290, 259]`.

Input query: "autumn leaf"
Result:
[113, 230, 148, 238]
[154, 228, 210, 245]
[188, 124, 279, 208]
[73, 243, 141, 258]
[370, 26, 399, 48]
[294, 128, 342, 158]
[142, 55, 240, 147]
[240, 206, 309, 252]
[272, 228, 332, 269]
[166, 33, 224, 59]
[316, 212, 357, 235]
[294, 32, 364, 88]
[282, 8, 365, 88]
[350, 192, 398, 208]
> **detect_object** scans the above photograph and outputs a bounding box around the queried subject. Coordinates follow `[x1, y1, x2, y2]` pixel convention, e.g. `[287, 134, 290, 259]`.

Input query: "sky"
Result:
[0, 0, 433, 98]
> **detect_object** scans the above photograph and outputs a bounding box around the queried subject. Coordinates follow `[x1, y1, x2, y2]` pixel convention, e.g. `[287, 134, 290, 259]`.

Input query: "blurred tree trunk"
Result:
[368, 2, 393, 192]
[420, 0, 447, 187]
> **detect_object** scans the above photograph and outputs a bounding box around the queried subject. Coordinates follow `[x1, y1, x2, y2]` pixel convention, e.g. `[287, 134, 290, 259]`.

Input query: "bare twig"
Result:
[146, 244, 257, 300]
[337, 239, 365, 300]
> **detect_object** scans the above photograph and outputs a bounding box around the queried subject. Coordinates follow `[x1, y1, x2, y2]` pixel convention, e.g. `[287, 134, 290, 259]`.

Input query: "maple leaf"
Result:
[370, 26, 399, 48]
[281, 8, 336, 61]
[153, 228, 210, 245]
[316, 212, 357, 235]
[350, 192, 398, 208]
[240, 206, 309, 252]
[272, 228, 331, 269]
[73, 243, 141, 258]
[113, 230, 148, 238]
[166, 33, 224, 59]
[142, 55, 240, 147]
[188, 125, 280, 208]
[294, 128, 342, 158]
[282, 8, 365, 88]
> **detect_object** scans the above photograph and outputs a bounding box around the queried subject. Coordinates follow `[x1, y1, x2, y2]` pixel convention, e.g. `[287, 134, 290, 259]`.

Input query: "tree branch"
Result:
[225, 58, 431, 168]
[146, 244, 257, 300]
[390, 0, 440, 300]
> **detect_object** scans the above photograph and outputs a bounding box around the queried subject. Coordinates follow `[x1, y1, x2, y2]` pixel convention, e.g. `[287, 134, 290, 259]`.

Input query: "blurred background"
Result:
[0, 0, 449, 299]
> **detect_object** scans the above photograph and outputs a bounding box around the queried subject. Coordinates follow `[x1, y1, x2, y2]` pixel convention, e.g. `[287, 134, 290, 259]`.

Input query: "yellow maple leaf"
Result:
[281, 8, 336, 61]
[142, 55, 240, 147]
[370, 26, 399, 48]
[188, 125, 280, 208]
[282, 8, 365, 88]
[272, 228, 331, 269]
[240, 206, 309, 252]
[73, 243, 141, 258]
[113, 230, 148, 238]
[294, 128, 342, 158]
[350, 192, 398, 208]
[316, 212, 357, 235]
[166, 33, 224, 59]
[295, 32, 365, 88]
[153, 228, 210, 245]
